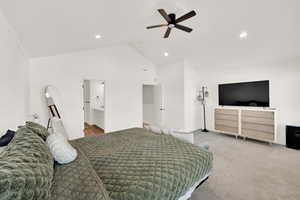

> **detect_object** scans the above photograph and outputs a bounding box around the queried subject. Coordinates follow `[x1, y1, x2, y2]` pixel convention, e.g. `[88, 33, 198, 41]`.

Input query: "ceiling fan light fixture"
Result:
[164, 52, 169, 57]
[168, 24, 175, 28]
[95, 34, 102, 39]
[239, 31, 248, 39]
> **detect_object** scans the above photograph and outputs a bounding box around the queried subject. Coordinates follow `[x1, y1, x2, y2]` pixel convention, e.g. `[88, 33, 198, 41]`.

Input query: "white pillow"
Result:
[144, 124, 151, 131]
[150, 125, 162, 134]
[198, 142, 210, 150]
[161, 128, 171, 135]
[46, 133, 77, 164]
[51, 117, 69, 139]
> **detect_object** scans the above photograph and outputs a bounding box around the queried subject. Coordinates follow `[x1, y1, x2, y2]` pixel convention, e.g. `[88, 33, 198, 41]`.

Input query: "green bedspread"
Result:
[70, 128, 213, 200]
[51, 148, 111, 200]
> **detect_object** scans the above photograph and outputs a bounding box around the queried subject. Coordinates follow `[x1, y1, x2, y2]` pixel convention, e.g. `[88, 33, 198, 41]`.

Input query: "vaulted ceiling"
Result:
[0, 0, 299, 66]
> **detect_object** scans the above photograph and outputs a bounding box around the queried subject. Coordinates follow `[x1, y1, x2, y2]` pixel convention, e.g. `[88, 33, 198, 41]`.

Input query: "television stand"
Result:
[214, 107, 277, 143]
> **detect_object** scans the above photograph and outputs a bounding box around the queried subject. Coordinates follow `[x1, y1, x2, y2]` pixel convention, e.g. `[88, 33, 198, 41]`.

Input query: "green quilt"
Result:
[71, 128, 213, 200]
[51, 148, 111, 200]
[0, 127, 54, 200]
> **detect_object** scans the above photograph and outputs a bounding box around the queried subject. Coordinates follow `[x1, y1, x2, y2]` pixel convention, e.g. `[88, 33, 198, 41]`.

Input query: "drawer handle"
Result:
[295, 132, 300, 138]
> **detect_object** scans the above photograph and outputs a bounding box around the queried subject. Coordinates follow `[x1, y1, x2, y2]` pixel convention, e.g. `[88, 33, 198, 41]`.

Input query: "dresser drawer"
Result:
[215, 119, 238, 128]
[215, 113, 238, 121]
[215, 109, 238, 116]
[242, 117, 274, 126]
[215, 125, 239, 134]
[242, 110, 274, 119]
[215, 109, 239, 134]
[242, 123, 274, 134]
[242, 129, 274, 142]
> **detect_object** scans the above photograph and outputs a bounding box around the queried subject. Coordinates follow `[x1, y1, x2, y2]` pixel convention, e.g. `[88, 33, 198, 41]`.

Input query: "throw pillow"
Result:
[0, 130, 15, 146]
[150, 125, 162, 134]
[0, 127, 54, 200]
[46, 132, 77, 164]
[51, 117, 69, 139]
[26, 121, 50, 140]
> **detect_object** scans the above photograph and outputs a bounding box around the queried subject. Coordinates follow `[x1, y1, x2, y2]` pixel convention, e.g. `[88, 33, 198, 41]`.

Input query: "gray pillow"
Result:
[26, 121, 50, 140]
[0, 127, 54, 200]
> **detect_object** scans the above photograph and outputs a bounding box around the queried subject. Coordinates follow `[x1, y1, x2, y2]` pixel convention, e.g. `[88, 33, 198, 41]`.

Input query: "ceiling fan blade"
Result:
[175, 10, 196, 23]
[175, 24, 193, 33]
[164, 27, 172, 38]
[147, 24, 168, 29]
[158, 9, 171, 22]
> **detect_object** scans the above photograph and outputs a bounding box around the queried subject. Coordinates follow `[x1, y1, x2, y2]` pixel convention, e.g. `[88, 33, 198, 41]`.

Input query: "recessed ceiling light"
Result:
[164, 52, 169, 57]
[239, 31, 248, 39]
[95, 34, 102, 39]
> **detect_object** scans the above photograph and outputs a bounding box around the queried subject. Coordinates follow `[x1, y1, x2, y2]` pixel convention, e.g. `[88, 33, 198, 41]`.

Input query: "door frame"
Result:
[142, 83, 164, 127]
[83, 79, 106, 133]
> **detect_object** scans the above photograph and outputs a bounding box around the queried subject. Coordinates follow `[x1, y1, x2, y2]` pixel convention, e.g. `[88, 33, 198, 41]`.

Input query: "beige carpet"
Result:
[191, 132, 300, 200]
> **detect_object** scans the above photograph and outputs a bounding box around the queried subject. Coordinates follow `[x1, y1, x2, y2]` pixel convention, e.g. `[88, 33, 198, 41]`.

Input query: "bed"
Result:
[52, 128, 213, 200]
[0, 126, 213, 200]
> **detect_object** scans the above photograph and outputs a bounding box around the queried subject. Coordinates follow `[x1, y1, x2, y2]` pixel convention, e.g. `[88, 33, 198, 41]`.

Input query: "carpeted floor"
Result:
[191, 132, 300, 200]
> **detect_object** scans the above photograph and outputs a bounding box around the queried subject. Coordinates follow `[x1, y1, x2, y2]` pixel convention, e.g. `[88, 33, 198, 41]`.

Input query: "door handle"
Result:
[160, 108, 165, 111]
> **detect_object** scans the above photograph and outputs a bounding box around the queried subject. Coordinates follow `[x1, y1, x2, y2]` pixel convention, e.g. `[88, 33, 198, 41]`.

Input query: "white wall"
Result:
[156, 61, 204, 132]
[184, 61, 203, 132]
[157, 62, 185, 131]
[0, 11, 29, 134]
[29, 45, 157, 139]
[188, 59, 300, 145]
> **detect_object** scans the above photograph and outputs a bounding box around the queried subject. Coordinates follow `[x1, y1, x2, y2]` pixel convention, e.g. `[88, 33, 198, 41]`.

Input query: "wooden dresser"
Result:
[215, 109, 239, 137]
[241, 110, 275, 142]
[215, 108, 276, 143]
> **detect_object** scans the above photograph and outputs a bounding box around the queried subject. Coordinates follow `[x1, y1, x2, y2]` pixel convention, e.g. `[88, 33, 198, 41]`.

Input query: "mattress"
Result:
[71, 128, 213, 200]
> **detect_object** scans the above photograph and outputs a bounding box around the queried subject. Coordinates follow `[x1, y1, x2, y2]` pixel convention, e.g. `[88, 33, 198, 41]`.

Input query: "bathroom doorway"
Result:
[83, 80, 105, 136]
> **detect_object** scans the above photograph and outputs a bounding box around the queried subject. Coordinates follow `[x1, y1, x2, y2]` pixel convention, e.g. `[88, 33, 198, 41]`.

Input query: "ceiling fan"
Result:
[147, 9, 197, 38]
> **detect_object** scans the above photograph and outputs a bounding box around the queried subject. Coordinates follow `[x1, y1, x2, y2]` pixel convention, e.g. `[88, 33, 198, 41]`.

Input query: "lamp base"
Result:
[201, 129, 209, 133]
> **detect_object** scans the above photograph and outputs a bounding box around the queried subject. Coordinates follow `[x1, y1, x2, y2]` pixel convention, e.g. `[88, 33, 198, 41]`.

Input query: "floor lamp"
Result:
[45, 88, 61, 130]
[198, 86, 209, 132]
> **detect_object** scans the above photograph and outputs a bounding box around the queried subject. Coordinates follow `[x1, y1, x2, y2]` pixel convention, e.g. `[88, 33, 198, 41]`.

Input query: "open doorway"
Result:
[83, 80, 105, 136]
[142, 84, 164, 128]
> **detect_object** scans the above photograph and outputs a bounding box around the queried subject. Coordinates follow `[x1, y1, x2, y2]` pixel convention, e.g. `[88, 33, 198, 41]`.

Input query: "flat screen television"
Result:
[219, 80, 270, 107]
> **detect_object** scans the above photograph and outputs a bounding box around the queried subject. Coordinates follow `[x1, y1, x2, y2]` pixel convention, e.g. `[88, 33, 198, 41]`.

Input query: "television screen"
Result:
[219, 80, 270, 107]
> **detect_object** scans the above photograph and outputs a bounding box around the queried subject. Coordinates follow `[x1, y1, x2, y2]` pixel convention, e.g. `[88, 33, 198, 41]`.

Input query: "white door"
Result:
[153, 84, 164, 127]
[83, 80, 91, 124]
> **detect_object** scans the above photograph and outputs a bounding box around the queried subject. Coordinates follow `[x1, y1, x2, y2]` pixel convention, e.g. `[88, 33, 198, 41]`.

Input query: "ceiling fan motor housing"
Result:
[168, 13, 176, 24]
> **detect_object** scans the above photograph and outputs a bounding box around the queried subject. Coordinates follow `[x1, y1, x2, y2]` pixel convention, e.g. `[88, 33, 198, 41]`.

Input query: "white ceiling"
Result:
[0, 0, 299, 66]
